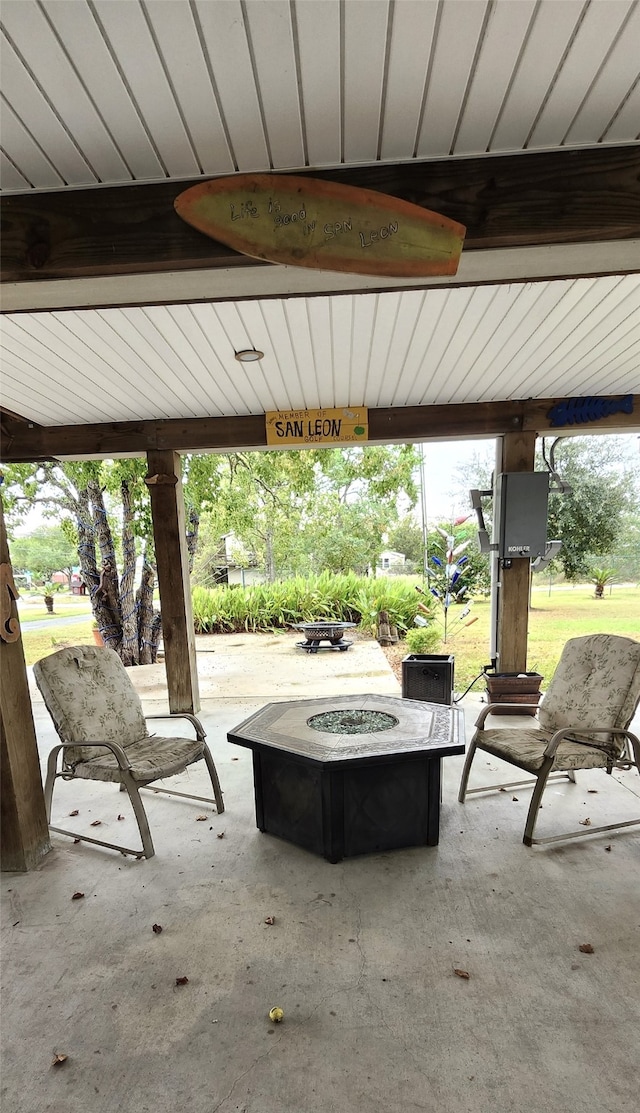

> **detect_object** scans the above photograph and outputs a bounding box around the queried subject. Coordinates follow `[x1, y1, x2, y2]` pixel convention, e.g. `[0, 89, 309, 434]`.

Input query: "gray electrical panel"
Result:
[494, 472, 550, 559]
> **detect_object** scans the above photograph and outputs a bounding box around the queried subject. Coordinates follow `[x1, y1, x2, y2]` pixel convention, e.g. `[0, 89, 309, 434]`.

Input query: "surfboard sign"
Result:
[174, 174, 465, 278]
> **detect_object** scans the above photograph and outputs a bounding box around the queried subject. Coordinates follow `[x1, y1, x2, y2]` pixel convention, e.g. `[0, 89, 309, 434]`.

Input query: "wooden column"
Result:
[0, 497, 50, 871]
[146, 451, 200, 713]
[495, 432, 537, 673]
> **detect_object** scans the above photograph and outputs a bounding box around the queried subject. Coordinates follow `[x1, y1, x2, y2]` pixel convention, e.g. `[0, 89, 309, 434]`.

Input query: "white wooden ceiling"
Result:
[1, 1, 639, 435]
[1, 0, 639, 192]
[2, 275, 639, 428]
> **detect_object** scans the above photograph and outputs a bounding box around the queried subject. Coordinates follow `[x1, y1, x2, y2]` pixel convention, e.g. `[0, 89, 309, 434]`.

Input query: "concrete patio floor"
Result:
[2, 632, 639, 1113]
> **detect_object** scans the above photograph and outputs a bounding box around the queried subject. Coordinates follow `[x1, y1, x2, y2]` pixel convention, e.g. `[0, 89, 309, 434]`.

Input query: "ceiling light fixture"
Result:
[234, 348, 264, 363]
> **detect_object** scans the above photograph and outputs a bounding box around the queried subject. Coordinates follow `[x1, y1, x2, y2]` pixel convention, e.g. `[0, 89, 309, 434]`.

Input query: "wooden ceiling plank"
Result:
[244, 0, 305, 170]
[294, 0, 341, 167]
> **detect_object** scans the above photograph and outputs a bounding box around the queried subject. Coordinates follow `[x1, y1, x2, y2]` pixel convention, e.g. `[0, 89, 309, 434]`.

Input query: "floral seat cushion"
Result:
[74, 733, 205, 783]
[479, 728, 613, 773]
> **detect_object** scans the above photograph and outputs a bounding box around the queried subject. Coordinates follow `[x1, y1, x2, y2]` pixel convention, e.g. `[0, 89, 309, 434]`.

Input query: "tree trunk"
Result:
[186, 509, 199, 573]
[137, 555, 157, 664]
[265, 528, 276, 583]
[119, 481, 139, 666]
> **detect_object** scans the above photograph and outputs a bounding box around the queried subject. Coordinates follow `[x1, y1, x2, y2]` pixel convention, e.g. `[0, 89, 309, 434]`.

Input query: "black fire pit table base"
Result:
[228, 694, 464, 863]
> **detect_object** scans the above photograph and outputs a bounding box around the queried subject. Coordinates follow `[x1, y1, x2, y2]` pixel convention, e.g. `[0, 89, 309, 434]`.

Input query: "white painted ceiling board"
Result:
[490, 0, 586, 151]
[142, 305, 232, 416]
[2, 0, 130, 182]
[188, 304, 254, 413]
[44, 0, 165, 181]
[0, 100, 64, 188]
[342, 0, 389, 163]
[258, 300, 303, 411]
[423, 285, 506, 403]
[91, 0, 200, 178]
[416, 0, 490, 157]
[565, 5, 640, 145]
[0, 150, 29, 191]
[362, 293, 400, 408]
[293, 0, 341, 167]
[381, 289, 430, 406]
[195, 0, 270, 172]
[379, 0, 437, 160]
[281, 299, 319, 409]
[158, 305, 231, 417]
[528, 0, 635, 149]
[605, 81, 640, 141]
[305, 298, 335, 408]
[243, 0, 305, 170]
[349, 295, 379, 406]
[454, 0, 537, 155]
[0, 36, 96, 186]
[329, 296, 357, 408]
[142, 0, 235, 176]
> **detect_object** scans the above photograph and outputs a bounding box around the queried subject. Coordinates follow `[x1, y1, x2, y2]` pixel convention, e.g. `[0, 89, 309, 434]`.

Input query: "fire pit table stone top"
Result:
[228, 693, 461, 764]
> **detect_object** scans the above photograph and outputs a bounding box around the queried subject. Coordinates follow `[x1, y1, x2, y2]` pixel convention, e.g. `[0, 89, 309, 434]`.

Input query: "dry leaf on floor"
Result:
[587, 789, 598, 794]
[117, 814, 125, 821]
[152, 924, 163, 934]
[69, 810, 79, 817]
[579, 818, 591, 826]
[90, 820, 102, 827]
[175, 976, 189, 986]
[499, 787, 507, 792]
[512, 796, 519, 802]
[51, 1053, 68, 1067]
[454, 968, 470, 979]
[196, 815, 208, 821]
[73, 838, 81, 844]
[217, 831, 225, 839]
[231, 757, 239, 762]
[71, 891, 84, 900]
[605, 845, 612, 852]
[578, 943, 594, 954]
[264, 916, 275, 925]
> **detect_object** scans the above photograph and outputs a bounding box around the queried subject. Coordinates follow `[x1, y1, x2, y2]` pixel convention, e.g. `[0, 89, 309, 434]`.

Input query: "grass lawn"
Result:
[437, 585, 640, 694]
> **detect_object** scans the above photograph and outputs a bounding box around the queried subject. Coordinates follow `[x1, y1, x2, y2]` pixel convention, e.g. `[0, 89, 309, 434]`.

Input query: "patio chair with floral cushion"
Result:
[34, 644, 224, 860]
[458, 634, 640, 846]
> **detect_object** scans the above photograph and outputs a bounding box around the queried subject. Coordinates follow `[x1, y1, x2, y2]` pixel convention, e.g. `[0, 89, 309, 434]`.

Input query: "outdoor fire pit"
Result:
[228, 693, 465, 861]
[293, 621, 356, 653]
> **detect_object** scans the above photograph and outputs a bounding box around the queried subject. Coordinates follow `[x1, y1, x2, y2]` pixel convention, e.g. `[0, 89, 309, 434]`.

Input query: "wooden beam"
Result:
[146, 451, 199, 714]
[0, 498, 50, 871]
[495, 433, 537, 674]
[1, 396, 638, 464]
[2, 146, 638, 296]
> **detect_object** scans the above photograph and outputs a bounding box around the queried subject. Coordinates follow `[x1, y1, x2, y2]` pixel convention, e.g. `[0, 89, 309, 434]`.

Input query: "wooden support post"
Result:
[146, 451, 200, 714]
[495, 432, 537, 673]
[0, 498, 50, 871]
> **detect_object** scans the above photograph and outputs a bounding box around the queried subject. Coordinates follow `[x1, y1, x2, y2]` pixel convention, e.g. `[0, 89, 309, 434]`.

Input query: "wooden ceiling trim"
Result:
[1, 396, 637, 464]
[2, 147, 639, 293]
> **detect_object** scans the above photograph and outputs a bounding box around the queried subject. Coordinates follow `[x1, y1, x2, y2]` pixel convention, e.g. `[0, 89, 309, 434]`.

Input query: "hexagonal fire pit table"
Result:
[228, 694, 465, 862]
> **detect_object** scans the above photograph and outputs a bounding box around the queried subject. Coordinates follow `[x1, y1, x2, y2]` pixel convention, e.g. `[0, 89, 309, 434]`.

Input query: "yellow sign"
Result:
[266, 407, 368, 446]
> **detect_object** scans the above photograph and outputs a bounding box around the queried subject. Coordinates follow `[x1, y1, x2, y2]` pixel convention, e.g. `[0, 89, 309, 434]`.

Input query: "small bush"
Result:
[404, 625, 442, 654]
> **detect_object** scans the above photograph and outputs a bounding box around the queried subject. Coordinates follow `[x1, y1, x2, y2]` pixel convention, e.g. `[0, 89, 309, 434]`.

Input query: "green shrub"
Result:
[404, 625, 442, 654]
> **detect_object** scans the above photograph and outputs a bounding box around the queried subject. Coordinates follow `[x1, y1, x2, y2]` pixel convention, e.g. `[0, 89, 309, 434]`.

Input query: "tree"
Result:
[386, 516, 425, 567]
[9, 525, 77, 584]
[2, 460, 159, 664]
[542, 435, 639, 580]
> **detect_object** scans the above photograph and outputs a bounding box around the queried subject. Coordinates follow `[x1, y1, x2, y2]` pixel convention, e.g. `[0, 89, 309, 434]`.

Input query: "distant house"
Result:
[214, 534, 265, 587]
[377, 549, 406, 575]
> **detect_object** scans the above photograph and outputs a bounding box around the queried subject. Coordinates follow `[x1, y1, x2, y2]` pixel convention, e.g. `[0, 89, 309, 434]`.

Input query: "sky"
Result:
[419, 438, 495, 523]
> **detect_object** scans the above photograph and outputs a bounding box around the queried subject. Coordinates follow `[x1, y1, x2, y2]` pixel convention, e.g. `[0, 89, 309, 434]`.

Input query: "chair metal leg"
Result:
[523, 758, 554, 846]
[119, 770, 155, 859]
[44, 746, 62, 821]
[203, 744, 225, 813]
[458, 736, 478, 802]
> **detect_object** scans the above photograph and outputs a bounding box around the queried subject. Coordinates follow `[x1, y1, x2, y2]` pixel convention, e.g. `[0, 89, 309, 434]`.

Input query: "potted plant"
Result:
[43, 584, 55, 614]
[92, 620, 104, 646]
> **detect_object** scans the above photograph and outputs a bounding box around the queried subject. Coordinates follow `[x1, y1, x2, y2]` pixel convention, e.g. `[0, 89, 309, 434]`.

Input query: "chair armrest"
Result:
[474, 703, 542, 729]
[145, 712, 205, 741]
[543, 725, 637, 759]
[57, 740, 133, 770]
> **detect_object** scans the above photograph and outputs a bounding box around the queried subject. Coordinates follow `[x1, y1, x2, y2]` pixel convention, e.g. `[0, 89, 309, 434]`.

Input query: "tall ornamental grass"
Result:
[191, 574, 432, 635]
